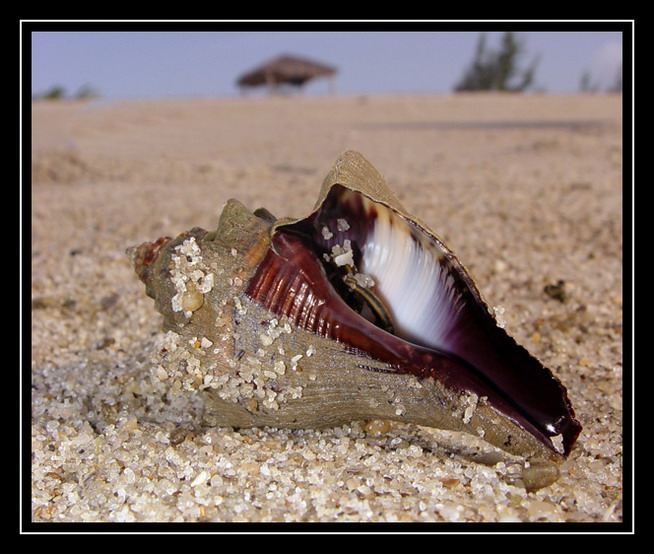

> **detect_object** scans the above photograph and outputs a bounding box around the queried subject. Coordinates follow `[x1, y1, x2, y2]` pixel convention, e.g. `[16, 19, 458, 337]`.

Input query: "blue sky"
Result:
[29, 26, 627, 99]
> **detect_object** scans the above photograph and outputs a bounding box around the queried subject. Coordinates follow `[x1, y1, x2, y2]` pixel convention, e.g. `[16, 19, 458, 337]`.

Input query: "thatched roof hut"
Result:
[236, 54, 337, 94]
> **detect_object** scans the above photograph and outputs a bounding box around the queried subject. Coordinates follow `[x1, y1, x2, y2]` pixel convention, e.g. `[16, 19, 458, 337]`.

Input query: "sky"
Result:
[28, 24, 627, 100]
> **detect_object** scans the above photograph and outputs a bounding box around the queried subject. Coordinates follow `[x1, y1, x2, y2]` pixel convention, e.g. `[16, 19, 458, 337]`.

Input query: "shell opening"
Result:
[290, 186, 467, 355]
[245, 184, 582, 456]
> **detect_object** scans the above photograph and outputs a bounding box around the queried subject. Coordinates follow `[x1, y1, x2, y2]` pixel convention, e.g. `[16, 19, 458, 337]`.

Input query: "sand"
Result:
[29, 93, 625, 526]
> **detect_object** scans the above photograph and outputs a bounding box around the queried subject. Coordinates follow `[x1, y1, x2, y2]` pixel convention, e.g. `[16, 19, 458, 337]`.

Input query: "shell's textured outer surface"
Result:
[130, 151, 582, 490]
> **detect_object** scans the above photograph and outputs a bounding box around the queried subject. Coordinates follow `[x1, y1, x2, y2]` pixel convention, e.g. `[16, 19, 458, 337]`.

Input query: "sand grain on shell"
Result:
[31, 94, 623, 523]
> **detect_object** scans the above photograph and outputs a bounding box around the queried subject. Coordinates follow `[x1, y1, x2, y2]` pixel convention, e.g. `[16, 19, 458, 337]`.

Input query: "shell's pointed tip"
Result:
[128, 236, 172, 284]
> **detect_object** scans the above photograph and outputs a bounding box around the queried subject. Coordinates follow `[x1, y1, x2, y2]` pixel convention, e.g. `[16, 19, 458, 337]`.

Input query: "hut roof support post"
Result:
[265, 68, 274, 95]
[328, 75, 336, 96]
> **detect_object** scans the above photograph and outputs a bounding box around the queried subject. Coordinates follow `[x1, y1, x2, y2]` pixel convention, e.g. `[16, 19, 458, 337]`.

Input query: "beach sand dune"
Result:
[31, 93, 624, 523]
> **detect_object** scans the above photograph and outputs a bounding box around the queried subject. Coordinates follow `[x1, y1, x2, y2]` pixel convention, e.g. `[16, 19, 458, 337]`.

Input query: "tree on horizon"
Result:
[454, 32, 539, 93]
[34, 84, 101, 101]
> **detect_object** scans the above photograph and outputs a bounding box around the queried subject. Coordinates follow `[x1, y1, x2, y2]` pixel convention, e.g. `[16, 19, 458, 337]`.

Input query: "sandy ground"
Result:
[29, 93, 625, 526]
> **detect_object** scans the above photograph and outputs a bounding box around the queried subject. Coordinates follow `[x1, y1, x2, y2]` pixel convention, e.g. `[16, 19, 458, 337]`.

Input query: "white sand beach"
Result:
[30, 93, 624, 524]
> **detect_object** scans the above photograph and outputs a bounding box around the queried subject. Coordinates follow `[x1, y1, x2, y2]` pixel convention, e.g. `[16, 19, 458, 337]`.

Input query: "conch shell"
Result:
[129, 151, 581, 490]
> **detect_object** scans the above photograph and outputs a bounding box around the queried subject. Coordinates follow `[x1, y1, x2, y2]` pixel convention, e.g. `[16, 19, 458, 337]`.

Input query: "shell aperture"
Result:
[247, 180, 581, 457]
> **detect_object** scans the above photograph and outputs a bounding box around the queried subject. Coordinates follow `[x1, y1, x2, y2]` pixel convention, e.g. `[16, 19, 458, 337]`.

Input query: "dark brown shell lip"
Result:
[246, 184, 582, 456]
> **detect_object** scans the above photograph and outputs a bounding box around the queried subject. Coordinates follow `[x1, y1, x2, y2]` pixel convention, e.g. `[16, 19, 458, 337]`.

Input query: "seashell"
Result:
[129, 151, 581, 490]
